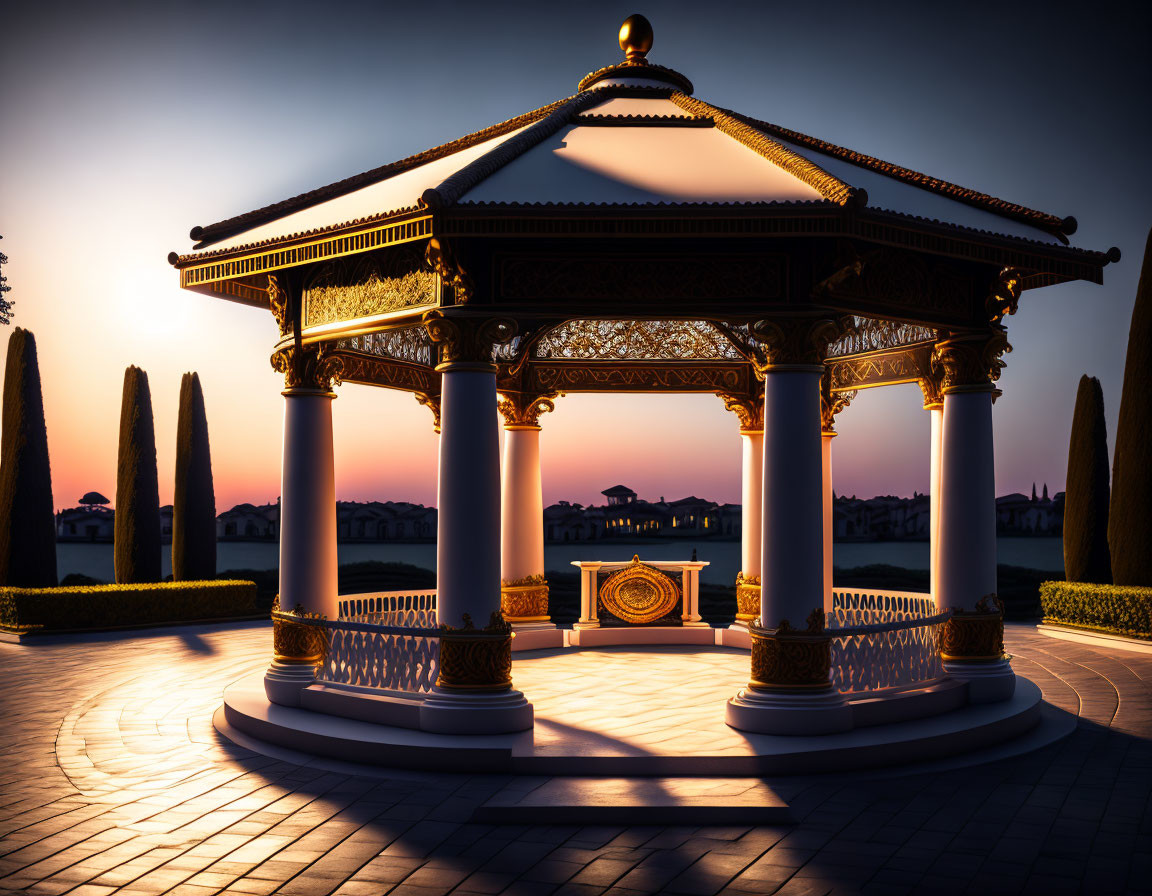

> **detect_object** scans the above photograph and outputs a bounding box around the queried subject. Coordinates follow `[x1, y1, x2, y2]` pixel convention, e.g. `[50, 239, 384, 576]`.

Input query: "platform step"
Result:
[473, 777, 792, 824]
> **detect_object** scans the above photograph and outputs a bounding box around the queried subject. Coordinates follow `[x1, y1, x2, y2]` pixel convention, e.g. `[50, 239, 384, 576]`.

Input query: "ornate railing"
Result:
[315, 591, 440, 694]
[338, 590, 437, 627]
[829, 589, 948, 693]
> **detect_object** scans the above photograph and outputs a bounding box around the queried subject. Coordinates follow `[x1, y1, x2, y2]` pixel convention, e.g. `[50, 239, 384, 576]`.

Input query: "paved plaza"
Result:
[1, 622, 1150, 895]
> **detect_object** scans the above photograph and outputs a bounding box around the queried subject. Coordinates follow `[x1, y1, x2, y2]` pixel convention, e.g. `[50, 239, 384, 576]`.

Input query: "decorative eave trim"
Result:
[172, 213, 433, 290]
[578, 60, 694, 93]
[422, 92, 602, 211]
[187, 93, 582, 248]
[670, 93, 865, 209]
[439, 202, 1115, 283]
[574, 113, 713, 127]
[727, 108, 1077, 242]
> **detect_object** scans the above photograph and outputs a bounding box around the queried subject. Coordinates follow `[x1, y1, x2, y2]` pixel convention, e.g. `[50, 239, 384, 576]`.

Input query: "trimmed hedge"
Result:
[1040, 580, 1152, 640]
[0, 580, 259, 634]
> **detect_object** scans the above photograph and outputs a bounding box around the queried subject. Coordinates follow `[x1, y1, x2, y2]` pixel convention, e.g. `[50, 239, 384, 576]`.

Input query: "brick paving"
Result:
[1, 622, 1150, 895]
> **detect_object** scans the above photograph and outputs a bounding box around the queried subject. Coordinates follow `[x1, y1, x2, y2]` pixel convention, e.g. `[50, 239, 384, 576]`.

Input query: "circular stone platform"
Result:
[220, 645, 1067, 776]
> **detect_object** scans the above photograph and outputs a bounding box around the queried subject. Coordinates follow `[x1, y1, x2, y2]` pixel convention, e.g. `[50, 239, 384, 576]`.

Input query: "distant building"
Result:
[601, 485, 637, 506]
[56, 506, 114, 542]
[217, 503, 279, 540]
[545, 486, 741, 543]
[215, 500, 437, 542]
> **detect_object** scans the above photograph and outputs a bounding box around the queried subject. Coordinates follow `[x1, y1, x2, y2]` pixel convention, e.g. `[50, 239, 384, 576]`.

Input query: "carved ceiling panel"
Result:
[304, 246, 436, 328]
[534, 319, 743, 362]
[826, 317, 937, 358]
[338, 326, 434, 367]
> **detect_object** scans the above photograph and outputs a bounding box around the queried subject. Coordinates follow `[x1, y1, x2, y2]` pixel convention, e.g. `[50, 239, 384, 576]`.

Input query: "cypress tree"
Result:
[1109, 227, 1152, 585]
[1063, 375, 1111, 583]
[0, 328, 57, 586]
[172, 372, 216, 580]
[115, 366, 160, 583]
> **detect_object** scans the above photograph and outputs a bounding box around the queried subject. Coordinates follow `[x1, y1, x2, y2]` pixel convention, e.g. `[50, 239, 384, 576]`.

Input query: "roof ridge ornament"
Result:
[619, 14, 654, 62]
[578, 15, 694, 93]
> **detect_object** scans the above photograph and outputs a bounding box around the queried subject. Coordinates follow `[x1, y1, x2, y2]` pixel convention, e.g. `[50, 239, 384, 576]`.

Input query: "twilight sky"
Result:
[1, 0, 1148, 512]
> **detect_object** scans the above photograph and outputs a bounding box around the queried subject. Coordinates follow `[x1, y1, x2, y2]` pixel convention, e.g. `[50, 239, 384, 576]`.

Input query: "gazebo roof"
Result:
[177, 19, 1093, 265]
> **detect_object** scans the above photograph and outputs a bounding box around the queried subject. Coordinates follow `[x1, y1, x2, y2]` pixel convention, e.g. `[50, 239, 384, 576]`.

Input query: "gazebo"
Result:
[171, 16, 1117, 747]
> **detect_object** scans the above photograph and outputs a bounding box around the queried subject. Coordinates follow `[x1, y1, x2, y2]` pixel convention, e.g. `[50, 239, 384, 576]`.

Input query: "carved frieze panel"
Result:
[813, 245, 974, 321]
[334, 351, 437, 395]
[827, 316, 937, 358]
[339, 327, 434, 366]
[531, 362, 749, 393]
[826, 344, 934, 392]
[498, 254, 784, 304]
[304, 246, 436, 328]
[534, 319, 743, 362]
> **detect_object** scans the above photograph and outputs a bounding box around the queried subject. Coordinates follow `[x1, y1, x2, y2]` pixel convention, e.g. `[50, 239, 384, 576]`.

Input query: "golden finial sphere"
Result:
[619, 14, 653, 61]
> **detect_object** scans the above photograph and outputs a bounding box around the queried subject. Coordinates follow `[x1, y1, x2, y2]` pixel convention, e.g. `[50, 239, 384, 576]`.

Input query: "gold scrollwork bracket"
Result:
[437, 611, 514, 691]
[268, 274, 292, 338]
[414, 392, 441, 433]
[916, 347, 946, 410]
[425, 237, 474, 305]
[937, 595, 1006, 663]
[271, 342, 345, 391]
[748, 608, 832, 691]
[985, 267, 1025, 325]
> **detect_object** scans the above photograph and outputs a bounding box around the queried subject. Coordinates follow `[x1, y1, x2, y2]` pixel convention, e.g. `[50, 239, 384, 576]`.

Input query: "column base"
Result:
[726, 685, 853, 735]
[945, 658, 1016, 704]
[263, 661, 316, 707]
[573, 621, 600, 630]
[419, 687, 534, 734]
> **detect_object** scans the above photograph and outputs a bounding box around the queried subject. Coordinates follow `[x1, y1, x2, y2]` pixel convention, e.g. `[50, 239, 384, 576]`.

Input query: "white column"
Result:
[265, 386, 338, 706]
[420, 320, 533, 734]
[727, 351, 850, 736]
[501, 426, 544, 583]
[937, 391, 997, 612]
[437, 369, 502, 628]
[821, 431, 835, 615]
[936, 380, 1013, 703]
[929, 404, 943, 602]
[760, 370, 825, 631]
[740, 430, 764, 581]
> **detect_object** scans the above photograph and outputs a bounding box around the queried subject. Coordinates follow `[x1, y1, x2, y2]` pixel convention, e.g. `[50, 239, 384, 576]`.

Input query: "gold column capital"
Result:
[933, 330, 1011, 394]
[271, 342, 343, 392]
[718, 386, 764, 433]
[498, 392, 558, 429]
[422, 311, 517, 373]
[751, 315, 853, 372]
[820, 372, 855, 435]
